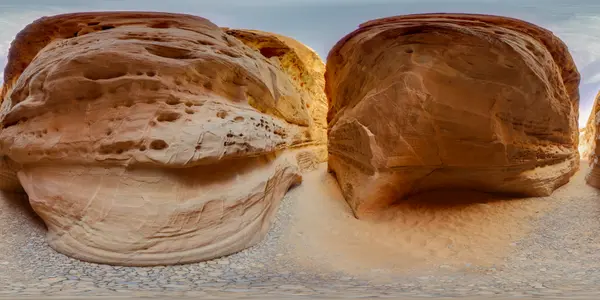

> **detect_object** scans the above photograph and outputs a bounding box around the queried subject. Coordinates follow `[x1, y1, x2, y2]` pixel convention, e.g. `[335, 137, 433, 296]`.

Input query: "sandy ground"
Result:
[2, 161, 600, 299]
[282, 164, 558, 276]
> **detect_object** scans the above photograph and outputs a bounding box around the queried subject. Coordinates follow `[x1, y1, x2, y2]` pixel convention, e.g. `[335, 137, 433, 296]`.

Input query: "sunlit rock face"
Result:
[579, 92, 599, 162]
[583, 92, 600, 187]
[0, 12, 326, 266]
[325, 13, 580, 218]
[224, 28, 328, 169]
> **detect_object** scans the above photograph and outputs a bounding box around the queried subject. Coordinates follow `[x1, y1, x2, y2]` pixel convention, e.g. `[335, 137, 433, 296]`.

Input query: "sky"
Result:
[1, 0, 599, 127]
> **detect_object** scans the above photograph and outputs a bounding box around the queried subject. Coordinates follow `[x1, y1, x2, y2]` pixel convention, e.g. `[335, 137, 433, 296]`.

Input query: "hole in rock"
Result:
[150, 139, 168, 150]
[156, 111, 181, 122]
[145, 45, 194, 60]
[259, 47, 286, 58]
[216, 111, 228, 119]
[98, 141, 136, 155]
[83, 69, 127, 81]
[166, 97, 180, 105]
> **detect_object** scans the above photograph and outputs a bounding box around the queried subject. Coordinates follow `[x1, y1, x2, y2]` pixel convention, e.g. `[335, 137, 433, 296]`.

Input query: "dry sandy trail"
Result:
[2, 161, 600, 299]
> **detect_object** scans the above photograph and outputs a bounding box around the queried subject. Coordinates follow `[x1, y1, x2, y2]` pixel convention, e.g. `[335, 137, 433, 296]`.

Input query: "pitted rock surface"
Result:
[0, 12, 326, 266]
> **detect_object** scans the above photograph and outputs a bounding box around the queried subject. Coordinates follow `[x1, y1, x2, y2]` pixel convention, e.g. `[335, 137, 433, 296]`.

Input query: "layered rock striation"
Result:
[0, 12, 326, 265]
[579, 92, 599, 162]
[583, 92, 600, 186]
[325, 13, 580, 217]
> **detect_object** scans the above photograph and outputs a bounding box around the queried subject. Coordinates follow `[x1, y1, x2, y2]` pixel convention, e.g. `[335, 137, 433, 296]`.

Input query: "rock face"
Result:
[580, 92, 600, 161]
[583, 92, 600, 186]
[224, 28, 328, 169]
[0, 85, 21, 193]
[0, 12, 326, 265]
[325, 13, 580, 218]
[0, 156, 22, 192]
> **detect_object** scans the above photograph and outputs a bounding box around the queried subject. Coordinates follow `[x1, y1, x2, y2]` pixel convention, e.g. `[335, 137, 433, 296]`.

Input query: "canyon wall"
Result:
[580, 92, 599, 161]
[583, 92, 600, 186]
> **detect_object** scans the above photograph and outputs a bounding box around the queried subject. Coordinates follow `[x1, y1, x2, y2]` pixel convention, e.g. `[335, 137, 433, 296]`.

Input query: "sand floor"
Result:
[283, 163, 560, 277]
[2, 161, 600, 299]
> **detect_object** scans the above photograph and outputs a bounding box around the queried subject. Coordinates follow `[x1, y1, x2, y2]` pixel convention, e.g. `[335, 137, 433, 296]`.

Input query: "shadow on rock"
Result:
[0, 191, 46, 232]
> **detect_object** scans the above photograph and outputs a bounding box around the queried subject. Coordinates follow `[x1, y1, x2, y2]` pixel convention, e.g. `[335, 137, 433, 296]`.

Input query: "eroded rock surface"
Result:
[0, 85, 22, 193]
[0, 156, 21, 192]
[579, 92, 599, 162]
[0, 12, 326, 265]
[325, 13, 580, 217]
[225, 28, 328, 169]
[583, 92, 600, 186]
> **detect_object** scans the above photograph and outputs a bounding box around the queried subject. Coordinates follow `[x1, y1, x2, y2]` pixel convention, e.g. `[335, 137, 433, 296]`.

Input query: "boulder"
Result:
[0, 12, 325, 265]
[325, 13, 580, 218]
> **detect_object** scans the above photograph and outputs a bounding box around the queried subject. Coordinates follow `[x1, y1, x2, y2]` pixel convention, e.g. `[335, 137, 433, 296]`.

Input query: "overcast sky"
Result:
[1, 0, 599, 127]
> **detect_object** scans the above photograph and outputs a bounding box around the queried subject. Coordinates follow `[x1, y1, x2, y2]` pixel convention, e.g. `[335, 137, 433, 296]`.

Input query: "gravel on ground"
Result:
[2, 162, 600, 299]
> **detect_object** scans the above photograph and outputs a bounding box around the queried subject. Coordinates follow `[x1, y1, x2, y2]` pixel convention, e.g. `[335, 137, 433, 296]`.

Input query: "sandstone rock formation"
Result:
[579, 92, 600, 161]
[224, 28, 328, 170]
[325, 13, 580, 218]
[0, 85, 22, 193]
[0, 156, 21, 192]
[0, 12, 326, 265]
[583, 92, 600, 186]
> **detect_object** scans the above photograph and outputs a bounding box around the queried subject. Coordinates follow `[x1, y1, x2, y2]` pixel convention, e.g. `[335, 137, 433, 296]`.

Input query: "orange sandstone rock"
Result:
[0, 12, 325, 265]
[325, 13, 580, 218]
[583, 92, 600, 187]
[225, 28, 328, 169]
[579, 92, 599, 162]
